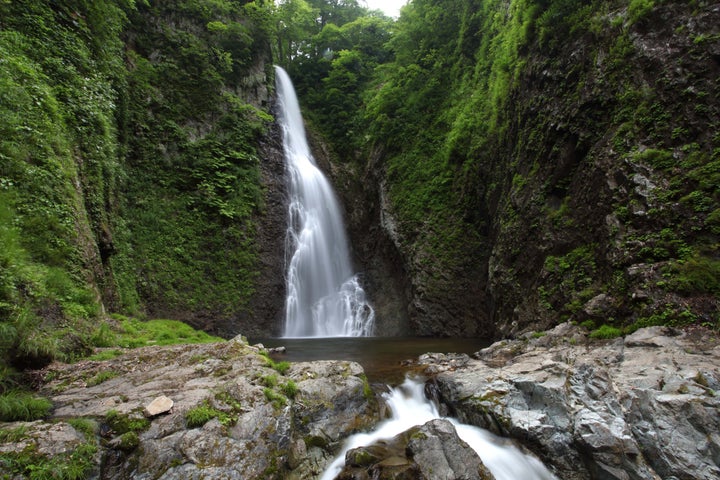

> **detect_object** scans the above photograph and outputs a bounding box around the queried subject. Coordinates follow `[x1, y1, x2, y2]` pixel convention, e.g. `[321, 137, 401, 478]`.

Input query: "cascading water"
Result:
[275, 66, 375, 338]
[321, 377, 559, 480]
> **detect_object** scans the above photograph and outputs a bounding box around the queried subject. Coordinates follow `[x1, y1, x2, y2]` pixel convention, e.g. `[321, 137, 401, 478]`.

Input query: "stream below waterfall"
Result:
[253, 337, 558, 479]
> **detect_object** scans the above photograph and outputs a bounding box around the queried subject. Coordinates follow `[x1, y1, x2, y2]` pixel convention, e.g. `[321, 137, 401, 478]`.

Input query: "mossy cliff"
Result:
[0, 0, 281, 379]
[337, 0, 720, 337]
[1, 0, 719, 375]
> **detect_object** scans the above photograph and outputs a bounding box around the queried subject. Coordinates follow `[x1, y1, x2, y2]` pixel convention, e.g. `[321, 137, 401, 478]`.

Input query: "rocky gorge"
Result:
[2, 325, 718, 479]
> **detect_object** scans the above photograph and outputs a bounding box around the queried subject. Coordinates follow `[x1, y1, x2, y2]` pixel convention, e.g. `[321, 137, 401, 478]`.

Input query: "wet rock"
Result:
[337, 419, 495, 480]
[424, 325, 720, 480]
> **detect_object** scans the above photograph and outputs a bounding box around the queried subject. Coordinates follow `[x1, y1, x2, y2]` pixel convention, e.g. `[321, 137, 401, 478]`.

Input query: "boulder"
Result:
[423, 324, 720, 480]
[337, 419, 495, 480]
[144, 395, 174, 417]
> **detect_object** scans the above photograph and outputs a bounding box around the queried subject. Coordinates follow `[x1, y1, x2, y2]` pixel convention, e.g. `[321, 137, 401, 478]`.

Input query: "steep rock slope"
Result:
[0, 0, 284, 379]
[360, 0, 720, 337]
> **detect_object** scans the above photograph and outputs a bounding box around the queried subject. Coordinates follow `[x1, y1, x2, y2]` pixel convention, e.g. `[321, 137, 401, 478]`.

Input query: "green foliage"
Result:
[105, 409, 150, 434]
[0, 425, 28, 443]
[664, 255, 720, 295]
[117, 431, 140, 451]
[260, 374, 279, 388]
[634, 148, 674, 170]
[263, 387, 287, 408]
[0, 391, 52, 421]
[67, 418, 98, 438]
[86, 370, 119, 387]
[113, 2, 273, 317]
[85, 349, 124, 361]
[185, 401, 233, 428]
[109, 317, 224, 349]
[589, 324, 623, 339]
[272, 361, 292, 375]
[0, 442, 97, 480]
[281, 380, 298, 399]
[628, 0, 654, 24]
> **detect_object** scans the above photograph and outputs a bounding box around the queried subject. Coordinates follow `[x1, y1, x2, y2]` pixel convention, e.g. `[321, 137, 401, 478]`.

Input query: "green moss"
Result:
[0, 425, 28, 443]
[0, 442, 98, 480]
[628, 0, 655, 24]
[185, 403, 227, 429]
[105, 409, 149, 434]
[262, 387, 287, 409]
[589, 325, 622, 339]
[117, 431, 139, 451]
[67, 418, 97, 438]
[280, 380, 298, 400]
[86, 370, 119, 387]
[665, 255, 720, 295]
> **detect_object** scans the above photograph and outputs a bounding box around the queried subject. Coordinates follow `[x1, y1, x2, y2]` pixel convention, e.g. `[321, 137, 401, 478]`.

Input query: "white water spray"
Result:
[321, 377, 558, 480]
[275, 66, 375, 338]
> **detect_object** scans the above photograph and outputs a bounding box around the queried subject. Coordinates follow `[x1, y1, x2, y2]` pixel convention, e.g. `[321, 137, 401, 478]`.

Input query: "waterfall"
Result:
[275, 66, 375, 338]
[321, 377, 559, 480]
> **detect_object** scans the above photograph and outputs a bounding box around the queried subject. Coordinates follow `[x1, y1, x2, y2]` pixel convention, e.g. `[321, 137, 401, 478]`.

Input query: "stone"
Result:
[337, 419, 495, 480]
[423, 326, 720, 480]
[35, 339, 380, 479]
[144, 395, 174, 417]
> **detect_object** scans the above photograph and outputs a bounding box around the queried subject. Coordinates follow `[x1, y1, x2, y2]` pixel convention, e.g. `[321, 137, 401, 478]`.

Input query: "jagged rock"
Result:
[33, 337, 379, 479]
[0, 421, 87, 457]
[337, 419, 495, 480]
[423, 325, 720, 480]
[144, 395, 174, 417]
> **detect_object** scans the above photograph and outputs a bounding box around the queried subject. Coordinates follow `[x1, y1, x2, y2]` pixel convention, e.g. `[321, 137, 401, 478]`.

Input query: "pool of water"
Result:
[249, 337, 490, 385]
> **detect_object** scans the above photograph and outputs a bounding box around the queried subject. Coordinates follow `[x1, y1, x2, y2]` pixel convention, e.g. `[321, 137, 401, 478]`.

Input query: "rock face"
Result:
[243, 116, 289, 337]
[5, 337, 379, 479]
[422, 325, 720, 480]
[338, 418, 495, 480]
[308, 132, 412, 336]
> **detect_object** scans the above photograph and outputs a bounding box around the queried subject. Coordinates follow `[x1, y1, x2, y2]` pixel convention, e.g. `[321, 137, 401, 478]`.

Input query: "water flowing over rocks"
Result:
[420, 324, 720, 480]
[3, 337, 379, 479]
[337, 418, 495, 480]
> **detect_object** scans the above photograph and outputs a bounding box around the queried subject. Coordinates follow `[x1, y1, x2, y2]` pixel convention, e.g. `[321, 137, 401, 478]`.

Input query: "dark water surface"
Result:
[250, 337, 490, 385]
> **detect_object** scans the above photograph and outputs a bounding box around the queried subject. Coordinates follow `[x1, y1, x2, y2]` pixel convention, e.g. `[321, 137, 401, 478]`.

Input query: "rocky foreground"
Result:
[1, 326, 718, 479]
[419, 323, 720, 480]
[1, 337, 379, 479]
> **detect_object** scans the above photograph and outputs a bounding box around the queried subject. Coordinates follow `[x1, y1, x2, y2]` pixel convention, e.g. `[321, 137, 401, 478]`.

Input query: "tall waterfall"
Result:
[275, 66, 375, 338]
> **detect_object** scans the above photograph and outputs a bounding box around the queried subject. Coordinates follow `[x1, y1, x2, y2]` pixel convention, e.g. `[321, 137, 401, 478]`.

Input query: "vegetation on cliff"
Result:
[0, 0, 274, 392]
[0, 0, 718, 388]
[285, 0, 719, 337]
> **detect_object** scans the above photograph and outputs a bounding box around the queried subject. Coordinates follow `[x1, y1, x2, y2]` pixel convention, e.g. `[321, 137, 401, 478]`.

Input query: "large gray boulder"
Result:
[422, 324, 720, 480]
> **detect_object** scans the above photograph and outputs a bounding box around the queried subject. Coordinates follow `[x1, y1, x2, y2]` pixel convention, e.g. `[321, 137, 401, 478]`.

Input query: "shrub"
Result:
[185, 402, 230, 428]
[589, 325, 622, 339]
[0, 391, 52, 421]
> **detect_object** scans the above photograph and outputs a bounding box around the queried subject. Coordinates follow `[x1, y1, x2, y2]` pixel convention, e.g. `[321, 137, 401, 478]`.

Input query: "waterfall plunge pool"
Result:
[249, 336, 489, 384]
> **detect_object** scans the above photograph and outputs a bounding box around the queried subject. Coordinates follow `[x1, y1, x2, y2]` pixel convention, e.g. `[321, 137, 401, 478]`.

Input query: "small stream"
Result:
[253, 337, 558, 480]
